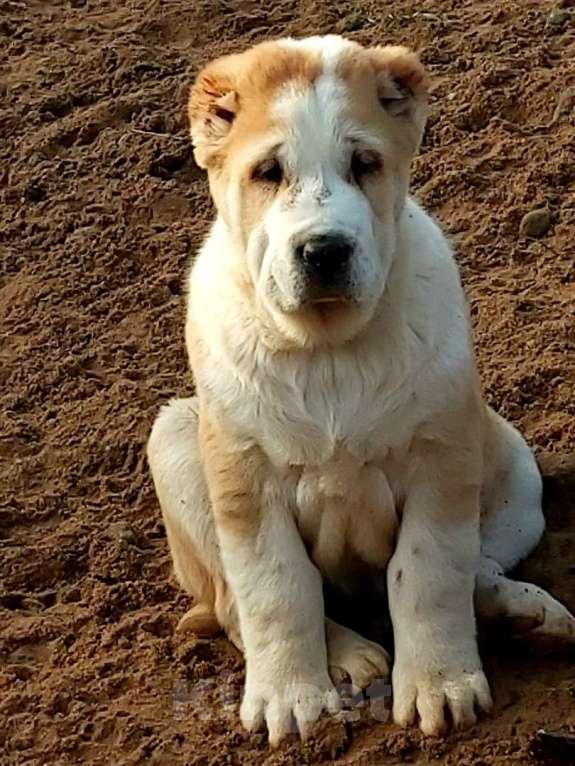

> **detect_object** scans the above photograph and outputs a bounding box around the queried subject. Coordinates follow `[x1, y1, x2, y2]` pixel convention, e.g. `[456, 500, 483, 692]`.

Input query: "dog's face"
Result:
[189, 36, 428, 346]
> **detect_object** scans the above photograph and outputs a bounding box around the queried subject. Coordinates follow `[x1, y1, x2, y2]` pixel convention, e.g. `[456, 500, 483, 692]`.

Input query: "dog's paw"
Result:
[392, 662, 492, 735]
[482, 579, 575, 654]
[326, 619, 390, 689]
[240, 673, 340, 747]
[177, 603, 220, 635]
[524, 600, 575, 654]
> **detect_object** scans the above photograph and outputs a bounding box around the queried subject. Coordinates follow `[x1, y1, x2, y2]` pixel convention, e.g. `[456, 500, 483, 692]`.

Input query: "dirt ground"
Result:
[1, 0, 574, 764]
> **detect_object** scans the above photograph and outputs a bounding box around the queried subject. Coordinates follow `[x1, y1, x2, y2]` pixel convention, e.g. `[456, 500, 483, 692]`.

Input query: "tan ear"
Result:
[188, 58, 239, 168]
[370, 46, 429, 149]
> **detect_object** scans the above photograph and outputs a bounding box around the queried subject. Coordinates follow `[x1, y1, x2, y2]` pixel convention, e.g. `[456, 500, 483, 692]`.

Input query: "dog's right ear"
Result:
[188, 59, 239, 168]
[368, 46, 429, 154]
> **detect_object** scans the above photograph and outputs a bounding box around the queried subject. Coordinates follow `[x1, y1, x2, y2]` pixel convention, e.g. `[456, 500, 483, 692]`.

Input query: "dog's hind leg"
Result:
[147, 397, 242, 649]
[476, 408, 575, 650]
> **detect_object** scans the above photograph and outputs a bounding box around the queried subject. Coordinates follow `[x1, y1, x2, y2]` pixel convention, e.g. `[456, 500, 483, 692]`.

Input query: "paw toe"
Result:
[417, 689, 448, 736]
[446, 691, 477, 730]
[526, 606, 575, 654]
[267, 699, 296, 747]
[240, 694, 265, 733]
[392, 686, 417, 728]
[473, 673, 494, 713]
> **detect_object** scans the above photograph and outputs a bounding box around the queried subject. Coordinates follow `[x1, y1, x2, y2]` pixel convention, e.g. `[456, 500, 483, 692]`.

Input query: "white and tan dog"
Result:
[148, 35, 575, 745]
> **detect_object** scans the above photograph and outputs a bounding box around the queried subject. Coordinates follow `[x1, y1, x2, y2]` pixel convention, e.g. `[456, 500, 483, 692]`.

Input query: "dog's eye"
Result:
[351, 150, 382, 182]
[251, 158, 283, 185]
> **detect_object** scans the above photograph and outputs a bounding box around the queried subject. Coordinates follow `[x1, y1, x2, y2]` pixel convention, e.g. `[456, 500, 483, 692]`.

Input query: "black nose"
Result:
[296, 235, 353, 284]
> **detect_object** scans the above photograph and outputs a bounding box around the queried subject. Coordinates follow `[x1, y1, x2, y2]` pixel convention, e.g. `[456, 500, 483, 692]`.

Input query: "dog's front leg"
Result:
[199, 412, 339, 746]
[388, 441, 492, 735]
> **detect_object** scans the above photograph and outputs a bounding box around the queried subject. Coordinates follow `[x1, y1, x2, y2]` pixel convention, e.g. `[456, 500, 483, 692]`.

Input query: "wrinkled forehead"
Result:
[272, 74, 383, 165]
[229, 36, 387, 164]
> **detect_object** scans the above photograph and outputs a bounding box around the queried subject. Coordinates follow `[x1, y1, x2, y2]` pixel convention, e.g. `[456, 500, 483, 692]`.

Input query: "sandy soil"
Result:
[1, 1, 574, 764]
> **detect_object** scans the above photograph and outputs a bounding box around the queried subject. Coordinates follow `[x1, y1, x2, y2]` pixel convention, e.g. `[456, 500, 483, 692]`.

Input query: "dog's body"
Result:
[148, 35, 575, 745]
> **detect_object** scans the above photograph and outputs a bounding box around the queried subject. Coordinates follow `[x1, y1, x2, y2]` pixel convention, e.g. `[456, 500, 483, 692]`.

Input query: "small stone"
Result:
[108, 521, 137, 544]
[548, 8, 570, 26]
[419, 12, 441, 23]
[519, 208, 550, 239]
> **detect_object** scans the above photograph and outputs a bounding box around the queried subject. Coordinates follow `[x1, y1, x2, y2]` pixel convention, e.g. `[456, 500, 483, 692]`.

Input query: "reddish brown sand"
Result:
[1, 1, 574, 764]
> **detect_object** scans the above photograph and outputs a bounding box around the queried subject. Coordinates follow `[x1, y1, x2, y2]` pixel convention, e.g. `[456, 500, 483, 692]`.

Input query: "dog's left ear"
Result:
[369, 46, 429, 150]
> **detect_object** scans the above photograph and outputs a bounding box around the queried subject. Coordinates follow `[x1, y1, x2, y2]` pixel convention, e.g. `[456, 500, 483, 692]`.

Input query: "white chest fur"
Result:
[200, 340, 414, 587]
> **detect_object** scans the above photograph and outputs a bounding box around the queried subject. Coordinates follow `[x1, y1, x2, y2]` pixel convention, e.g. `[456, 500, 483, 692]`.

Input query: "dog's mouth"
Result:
[268, 274, 359, 321]
[299, 280, 356, 308]
[307, 296, 353, 315]
[299, 293, 358, 324]
[267, 277, 368, 344]
[310, 296, 349, 305]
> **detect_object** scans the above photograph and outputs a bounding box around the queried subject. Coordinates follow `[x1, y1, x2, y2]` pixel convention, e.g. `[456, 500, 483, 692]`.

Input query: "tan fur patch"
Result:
[189, 42, 321, 167]
[297, 448, 397, 588]
[337, 44, 429, 156]
[198, 406, 265, 540]
[336, 44, 429, 103]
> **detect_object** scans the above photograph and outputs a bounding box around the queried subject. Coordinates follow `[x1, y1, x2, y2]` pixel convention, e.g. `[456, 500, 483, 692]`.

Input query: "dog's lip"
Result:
[302, 289, 355, 307]
[300, 295, 357, 319]
[304, 293, 356, 308]
[277, 291, 356, 314]
[309, 296, 348, 304]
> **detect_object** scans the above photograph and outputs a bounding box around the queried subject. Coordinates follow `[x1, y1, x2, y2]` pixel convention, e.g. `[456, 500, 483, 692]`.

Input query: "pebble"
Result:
[548, 8, 570, 26]
[519, 208, 550, 238]
[418, 12, 441, 23]
[108, 521, 137, 544]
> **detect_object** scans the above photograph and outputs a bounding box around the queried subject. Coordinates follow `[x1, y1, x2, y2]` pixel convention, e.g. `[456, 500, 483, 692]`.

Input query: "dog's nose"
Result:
[296, 235, 353, 284]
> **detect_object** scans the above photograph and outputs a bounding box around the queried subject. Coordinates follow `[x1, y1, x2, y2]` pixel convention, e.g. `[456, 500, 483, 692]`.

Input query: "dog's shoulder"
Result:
[400, 196, 475, 370]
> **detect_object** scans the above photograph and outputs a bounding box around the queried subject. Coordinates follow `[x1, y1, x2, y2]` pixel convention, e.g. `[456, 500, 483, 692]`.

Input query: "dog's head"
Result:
[189, 36, 429, 346]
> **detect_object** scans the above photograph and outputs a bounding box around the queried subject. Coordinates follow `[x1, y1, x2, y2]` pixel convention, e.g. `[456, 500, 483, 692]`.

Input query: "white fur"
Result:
[279, 35, 356, 71]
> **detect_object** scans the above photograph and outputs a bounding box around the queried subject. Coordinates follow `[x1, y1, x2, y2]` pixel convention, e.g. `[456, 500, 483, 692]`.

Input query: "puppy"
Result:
[148, 35, 575, 745]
